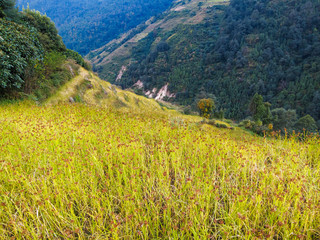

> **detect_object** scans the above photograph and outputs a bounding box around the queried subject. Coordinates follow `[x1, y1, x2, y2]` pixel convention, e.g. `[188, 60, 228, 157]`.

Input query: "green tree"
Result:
[198, 98, 215, 119]
[22, 8, 66, 52]
[0, 18, 43, 90]
[0, 0, 17, 19]
[271, 108, 297, 132]
[249, 93, 272, 124]
[294, 115, 318, 133]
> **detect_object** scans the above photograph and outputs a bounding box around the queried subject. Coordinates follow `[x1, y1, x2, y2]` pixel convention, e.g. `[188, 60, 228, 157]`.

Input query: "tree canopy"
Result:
[103, 0, 320, 127]
[17, 0, 174, 55]
[0, 1, 89, 99]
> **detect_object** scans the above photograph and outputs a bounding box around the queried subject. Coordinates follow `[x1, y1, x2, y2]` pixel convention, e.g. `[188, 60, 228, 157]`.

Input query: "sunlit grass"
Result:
[0, 102, 319, 239]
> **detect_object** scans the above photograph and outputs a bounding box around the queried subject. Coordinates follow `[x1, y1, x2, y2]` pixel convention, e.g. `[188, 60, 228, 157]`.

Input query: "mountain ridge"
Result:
[87, 0, 320, 129]
[87, 0, 227, 100]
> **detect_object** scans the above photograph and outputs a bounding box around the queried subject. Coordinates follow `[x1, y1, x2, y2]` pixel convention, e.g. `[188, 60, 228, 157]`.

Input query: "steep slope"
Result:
[86, 0, 227, 106]
[87, 0, 320, 127]
[17, 0, 174, 55]
[46, 67, 169, 114]
[46, 66, 233, 130]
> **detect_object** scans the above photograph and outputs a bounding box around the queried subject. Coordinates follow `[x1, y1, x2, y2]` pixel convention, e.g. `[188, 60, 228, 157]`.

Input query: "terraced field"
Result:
[0, 94, 319, 238]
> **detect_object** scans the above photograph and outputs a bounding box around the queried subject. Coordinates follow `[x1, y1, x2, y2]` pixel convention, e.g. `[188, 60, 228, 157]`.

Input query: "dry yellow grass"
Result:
[0, 100, 319, 239]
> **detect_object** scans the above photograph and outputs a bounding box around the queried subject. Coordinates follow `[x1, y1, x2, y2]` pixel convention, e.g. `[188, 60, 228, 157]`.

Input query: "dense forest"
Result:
[0, 0, 89, 100]
[16, 0, 174, 55]
[98, 0, 320, 130]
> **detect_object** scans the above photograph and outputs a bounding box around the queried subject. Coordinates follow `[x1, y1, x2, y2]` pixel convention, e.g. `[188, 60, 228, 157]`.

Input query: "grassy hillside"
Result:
[1, 0, 319, 238]
[45, 67, 166, 113]
[0, 98, 319, 238]
[87, 0, 320, 128]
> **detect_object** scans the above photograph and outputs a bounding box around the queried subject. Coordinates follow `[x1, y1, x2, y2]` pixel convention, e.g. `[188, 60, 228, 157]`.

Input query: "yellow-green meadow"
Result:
[0, 102, 319, 239]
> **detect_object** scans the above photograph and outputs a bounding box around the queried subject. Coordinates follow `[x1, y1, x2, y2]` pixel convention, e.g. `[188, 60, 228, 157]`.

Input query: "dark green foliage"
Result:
[65, 49, 91, 70]
[206, 0, 320, 121]
[17, 0, 174, 55]
[32, 54, 74, 101]
[249, 93, 272, 124]
[215, 123, 228, 129]
[43, 52, 66, 75]
[21, 9, 66, 52]
[107, 0, 320, 125]
[249, 93, 264, 120]
[294, 115, 318, 133]
[0, 18, 43, 89]
[156, 41, 170, 52]
[213, 109, 225, 120]
[0, 0, 18, 20]
[0, 4, 86, 101]
[271, 108, 297, 132]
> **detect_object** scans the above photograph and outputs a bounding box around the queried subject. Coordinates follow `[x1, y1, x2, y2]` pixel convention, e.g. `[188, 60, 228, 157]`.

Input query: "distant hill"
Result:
[87, 0, 320, 128]
[17, 0, 174, 55]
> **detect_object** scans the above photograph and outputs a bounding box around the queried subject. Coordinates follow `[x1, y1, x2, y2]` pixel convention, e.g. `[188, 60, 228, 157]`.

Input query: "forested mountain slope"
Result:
[87, 0, 226, 98]
[88, 0, 320, 127]
[17, 0, 174, 55]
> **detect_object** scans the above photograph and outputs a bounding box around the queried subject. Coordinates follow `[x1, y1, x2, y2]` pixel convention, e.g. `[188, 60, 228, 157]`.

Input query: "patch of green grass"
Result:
[73, 94, 83, 103]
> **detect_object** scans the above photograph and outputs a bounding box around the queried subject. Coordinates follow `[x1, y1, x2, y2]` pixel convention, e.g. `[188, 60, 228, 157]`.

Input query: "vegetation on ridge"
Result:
[0, 0, 90, 101]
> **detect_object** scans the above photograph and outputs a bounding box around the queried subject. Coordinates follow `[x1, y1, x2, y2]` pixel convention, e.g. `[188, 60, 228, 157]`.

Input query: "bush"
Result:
[294, 115, 318, 133]
[0, 18, 43, 90]
[215, 123, 228, 129]
[22, 9, 66, 52]
[65, 49, 91, 70]
[271, 108, 297, 132]
[44, 52, 66, 76]
[239, 119, 255, 129]
[198, 98, 215, 119]
[207, 119, 216, 126]
[239, 119, 269, 135]
[213, 109, 225, 119]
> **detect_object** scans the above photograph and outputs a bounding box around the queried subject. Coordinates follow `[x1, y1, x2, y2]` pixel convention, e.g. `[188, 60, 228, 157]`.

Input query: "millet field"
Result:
[0, 103, 319, 239]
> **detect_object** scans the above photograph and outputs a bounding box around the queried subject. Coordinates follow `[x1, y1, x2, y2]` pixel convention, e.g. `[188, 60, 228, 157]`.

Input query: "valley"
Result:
[88, 0, 320, 130]
[16, 0, 174, 55]
[1, 0, 320, 238]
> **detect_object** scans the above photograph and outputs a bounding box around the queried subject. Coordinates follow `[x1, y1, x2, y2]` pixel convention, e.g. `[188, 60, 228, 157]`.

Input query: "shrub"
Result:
[65, 49, 91, 70]
[213, 109, 225, 119]
[215, 123, 228, 129]
[197, 98, 215, 119]
[294, 115, 318, 133]
[239, 119, 255, 129]
[0, 18, 43, 90]
[271, 108, 297, 132]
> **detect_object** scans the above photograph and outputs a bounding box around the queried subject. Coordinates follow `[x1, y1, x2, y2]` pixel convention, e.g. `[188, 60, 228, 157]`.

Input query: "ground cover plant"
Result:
[0, 102, 319, 239]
